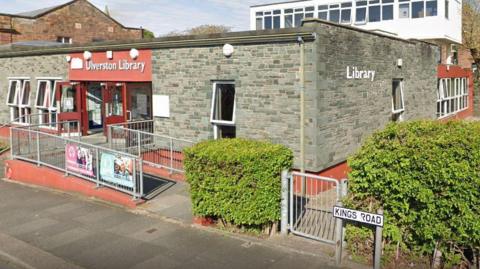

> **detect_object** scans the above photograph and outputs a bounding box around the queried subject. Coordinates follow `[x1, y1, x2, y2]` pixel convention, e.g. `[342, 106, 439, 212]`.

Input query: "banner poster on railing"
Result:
[100, 153, 134, 188]
[65, 144, 94, 177]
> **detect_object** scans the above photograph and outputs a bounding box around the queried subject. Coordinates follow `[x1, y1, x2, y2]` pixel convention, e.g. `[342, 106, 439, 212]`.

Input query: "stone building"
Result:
[0, 19, 471, 176]
[0, 0, 143, 46]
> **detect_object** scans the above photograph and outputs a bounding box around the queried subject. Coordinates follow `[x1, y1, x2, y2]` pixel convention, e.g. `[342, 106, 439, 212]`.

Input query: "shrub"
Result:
[346, 120, 480, 266]
[184, 138, 293, 227]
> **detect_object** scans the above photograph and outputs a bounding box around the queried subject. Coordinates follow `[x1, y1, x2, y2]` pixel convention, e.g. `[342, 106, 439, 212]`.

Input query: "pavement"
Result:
[0, 179, 346, 269]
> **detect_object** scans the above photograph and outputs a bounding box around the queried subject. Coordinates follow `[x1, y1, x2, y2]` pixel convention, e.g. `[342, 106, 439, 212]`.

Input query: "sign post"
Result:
[333, 206, 384, 269]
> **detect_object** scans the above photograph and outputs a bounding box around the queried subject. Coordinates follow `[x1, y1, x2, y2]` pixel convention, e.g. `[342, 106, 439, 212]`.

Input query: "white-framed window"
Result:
[256, 10, 281, 30]
[318, 2, 352, 24]
[437, 77, 468, 118]
[399, 0, 410, 18]
[6, 78, 31, 124]
[57, 36, 72, 44]
[367, 0, 394, 22]
[355, 0, 368, 23]
[35, 79, 60, 128]
[444, 0, 449, 19]
[210, 81, 236, 139]
[392, 79, 405, 121]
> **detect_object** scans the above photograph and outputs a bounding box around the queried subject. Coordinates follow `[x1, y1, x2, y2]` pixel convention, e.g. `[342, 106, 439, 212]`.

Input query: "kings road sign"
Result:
[333, 206, 384, 227]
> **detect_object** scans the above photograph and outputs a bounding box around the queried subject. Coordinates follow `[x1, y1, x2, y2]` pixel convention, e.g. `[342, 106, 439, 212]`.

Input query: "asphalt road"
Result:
[0, 180, 339, 269]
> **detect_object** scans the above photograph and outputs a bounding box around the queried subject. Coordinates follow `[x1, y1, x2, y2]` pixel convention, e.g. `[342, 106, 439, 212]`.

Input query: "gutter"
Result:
[0, 31, 316, 59]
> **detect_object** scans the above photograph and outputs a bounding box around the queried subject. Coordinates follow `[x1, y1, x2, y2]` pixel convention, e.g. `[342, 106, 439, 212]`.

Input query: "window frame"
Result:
[436, 77, 469, 118]
[6, 79, 21, 106]
[20, 80, 31, 107]
[210, 81, 236, 126]
[355, 0, 368, 24]
[392, 79, 405, 115]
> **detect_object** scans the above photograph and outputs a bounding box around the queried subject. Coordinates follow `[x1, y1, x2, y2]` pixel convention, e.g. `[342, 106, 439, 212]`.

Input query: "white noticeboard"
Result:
[153, 95, 170, 118]
[333, 206, 384, 227]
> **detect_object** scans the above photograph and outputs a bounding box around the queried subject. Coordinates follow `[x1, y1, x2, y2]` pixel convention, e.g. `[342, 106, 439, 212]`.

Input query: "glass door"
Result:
[126, 82, 152, 121]
[103, 82, 127, 135]
[55, 82, 83, 133]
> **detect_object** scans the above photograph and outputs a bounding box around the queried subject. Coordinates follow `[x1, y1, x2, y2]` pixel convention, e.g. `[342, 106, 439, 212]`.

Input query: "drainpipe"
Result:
[297, 36, 305, 175]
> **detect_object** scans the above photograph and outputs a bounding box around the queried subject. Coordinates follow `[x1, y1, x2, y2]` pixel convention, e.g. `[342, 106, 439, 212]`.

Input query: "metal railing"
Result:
[1, 112, 81, 137]
[11, 123, 144, 199]
[287, 171, 348, 244]
[108, 120, 154, 135]
[108, 124, 193, 174]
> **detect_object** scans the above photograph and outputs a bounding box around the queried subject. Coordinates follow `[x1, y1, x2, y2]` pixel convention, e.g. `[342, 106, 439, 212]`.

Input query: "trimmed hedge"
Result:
[346, 120, 480, 265]
[184, 139, 293, 226]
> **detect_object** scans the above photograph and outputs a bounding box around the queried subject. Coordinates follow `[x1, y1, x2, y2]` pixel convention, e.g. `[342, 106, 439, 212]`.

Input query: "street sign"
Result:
[333, 206, 384, 227]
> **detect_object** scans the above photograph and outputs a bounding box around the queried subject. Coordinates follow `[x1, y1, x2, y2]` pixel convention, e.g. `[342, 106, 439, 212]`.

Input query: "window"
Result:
[211, 82, 236, 139]
[36, 79, 59, 128]
[437, 77, 468, 118]
[255, 11, 280, 30]
[318, 3, 352, 24]
[318, 5, 328, 20]
[392, 79, 405, 121]
[305, 6, 315, 18]
[426, 0, 437, 16]
[445, 0, 449, 19]
[6, 79, 31, 123]
[356, 1, 368, 23]
[329, 4, 341, 23]
[294, 8, 305, 27]
[382, 0, 394, 20]
[285, 9, 294, 27]
[57, 36, 72, 44]
[369, 0, 381, 22]
[399, 1, 410, 18]
[412, 1, 425, 18]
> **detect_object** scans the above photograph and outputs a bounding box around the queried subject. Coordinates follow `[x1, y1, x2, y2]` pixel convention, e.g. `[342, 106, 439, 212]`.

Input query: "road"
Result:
[0, 180, 339, 269]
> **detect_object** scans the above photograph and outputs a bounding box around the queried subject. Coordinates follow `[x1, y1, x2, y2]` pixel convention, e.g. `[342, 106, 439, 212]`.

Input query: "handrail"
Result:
[110, 124, 194, 144]
[0, 113, 45, 130]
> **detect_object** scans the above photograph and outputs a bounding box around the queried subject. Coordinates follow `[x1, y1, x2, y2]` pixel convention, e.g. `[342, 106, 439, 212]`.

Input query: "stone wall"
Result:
[1, 0, 142, 45]
[309, 21, 439, 170]
[151, 43, 315, 168]
[0, 55, 68, 120]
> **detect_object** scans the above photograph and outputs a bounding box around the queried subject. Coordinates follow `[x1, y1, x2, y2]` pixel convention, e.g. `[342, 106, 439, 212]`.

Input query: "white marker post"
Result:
[333, 206, 384, 269]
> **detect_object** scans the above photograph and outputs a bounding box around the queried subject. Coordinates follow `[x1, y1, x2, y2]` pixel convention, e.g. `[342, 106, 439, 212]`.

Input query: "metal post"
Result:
[95, 148, 100, 188]
[139, 158, 144, 198]
[335, 201, 344, 266]
[281, 170, 289, 235]
[36, 131, 40, 166]
[108, 125, 113, 147]
[64, 140, 68, 177]
[67, 121, 70, 138]
[132, 158, 137, 200]
[9, 127, 13, 160]
[374, 208, 384, 269]
[137, 131, 141, 157]
[169, 138, 174, 174]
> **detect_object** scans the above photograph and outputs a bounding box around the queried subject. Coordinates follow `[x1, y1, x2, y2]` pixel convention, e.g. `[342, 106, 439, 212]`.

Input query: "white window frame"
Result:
[210, 81, 236, 126]
[392, 79, 405, 115]
[436, 77, 468, 119]
[19, 80, 31, 107]
[6, 79, 21, 106]
[35, 78, 61, 128]
[355, 0, 368, 24]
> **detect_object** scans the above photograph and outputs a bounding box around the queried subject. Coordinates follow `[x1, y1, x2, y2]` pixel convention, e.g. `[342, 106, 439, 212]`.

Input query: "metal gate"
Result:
[288, 171, 347, 244]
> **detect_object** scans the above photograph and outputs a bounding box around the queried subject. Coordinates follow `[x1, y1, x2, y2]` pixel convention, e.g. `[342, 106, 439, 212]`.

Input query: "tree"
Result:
[164, 25, 231, 37]
[463, 0, 480, 71]
[142, 29, 155, 39]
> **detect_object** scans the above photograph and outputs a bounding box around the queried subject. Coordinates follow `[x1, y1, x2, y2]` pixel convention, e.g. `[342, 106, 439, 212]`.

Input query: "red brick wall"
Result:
[0, 15, 12, 44]
[10, 0, 142, 45]
[457, 47, 474, 70]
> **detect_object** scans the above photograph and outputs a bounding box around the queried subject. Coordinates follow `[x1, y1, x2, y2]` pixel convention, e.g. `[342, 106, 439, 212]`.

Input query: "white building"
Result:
[250, 0, 462, 62]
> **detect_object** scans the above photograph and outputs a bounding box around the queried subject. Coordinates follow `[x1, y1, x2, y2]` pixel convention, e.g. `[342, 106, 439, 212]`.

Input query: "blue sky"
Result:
[0, 0, 274, 36]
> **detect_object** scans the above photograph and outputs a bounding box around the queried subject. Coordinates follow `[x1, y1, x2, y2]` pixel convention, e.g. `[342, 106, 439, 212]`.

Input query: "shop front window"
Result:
[127, 83, 152, 121]
[211, 81, 236, 139]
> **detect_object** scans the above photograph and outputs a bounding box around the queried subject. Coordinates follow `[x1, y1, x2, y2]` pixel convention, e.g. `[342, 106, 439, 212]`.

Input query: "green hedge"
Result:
[184, 139, 293, 226]
[346, 120, 480, 265]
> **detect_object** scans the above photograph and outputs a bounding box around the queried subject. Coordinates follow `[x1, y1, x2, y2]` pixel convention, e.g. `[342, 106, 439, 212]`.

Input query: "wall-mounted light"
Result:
[223, 44, 234, 58]
[83, 51, 92, 61]
[106, 51, 113, 60]
[66, 55, 72, 63]
[397, 58, 403, 68]
[130, 48, 139, 60]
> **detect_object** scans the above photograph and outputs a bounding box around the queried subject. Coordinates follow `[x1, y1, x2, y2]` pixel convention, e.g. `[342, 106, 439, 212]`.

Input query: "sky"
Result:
[0, 0, 275, 36]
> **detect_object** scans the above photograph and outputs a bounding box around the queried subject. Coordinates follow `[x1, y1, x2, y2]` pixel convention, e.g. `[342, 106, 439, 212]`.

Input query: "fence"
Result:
[2, 113, 81, 138]
[108, 124, 193, 174]
[11, 124, 144, 199]
[108, 120, 154, 135]
[282, 171, 348, 244]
